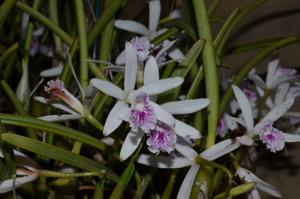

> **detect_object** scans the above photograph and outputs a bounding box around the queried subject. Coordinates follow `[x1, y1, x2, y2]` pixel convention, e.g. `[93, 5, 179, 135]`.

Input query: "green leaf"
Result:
[212, 183, 255, 199]
[0, 113, 107, 151]
[109, 163, 135, 199]
[1, 133, 118, 183]
[161, 19, 197, 41]
[179, 39, 205, 77]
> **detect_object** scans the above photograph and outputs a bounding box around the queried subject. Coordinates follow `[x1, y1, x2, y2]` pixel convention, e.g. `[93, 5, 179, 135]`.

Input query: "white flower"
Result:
[236, 167, 282, 198]
[249, 59, 300, 90]
[231, 85, 300, 152]
[91, 42, 184, 160]
[114, 0, 184, 64]
[0, 150, 39, 194]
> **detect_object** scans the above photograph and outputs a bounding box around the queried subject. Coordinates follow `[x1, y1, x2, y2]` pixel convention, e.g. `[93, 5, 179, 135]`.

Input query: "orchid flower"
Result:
[249, 59, 300, 90]
[34, 80, 83, 122]
[91, 42, 210, 160]
[136, 136, 248, 198]
[114, 0, 184, 65]
[0, 149, 39, 194]
[91, 42, 184, 160]
[236, 167, 282, 198]
[232, 85, 300, 152]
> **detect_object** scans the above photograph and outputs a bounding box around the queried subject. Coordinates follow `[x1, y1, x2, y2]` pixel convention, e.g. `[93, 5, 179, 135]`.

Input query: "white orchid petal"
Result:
[256, 86, 274, 109]
[138, 77, 184, 95]
[144, 56, 159, 84]
[0, 173, 38, 194]
[283, 133, 300, 142]
[232, 85, 254, 130]
[38, 114, 81, 122]
[16, 61, 29, 103]
[273, 75, 300, 89]
[150, 101, 175, 126]
[230, 116, 247, 128]
[136, 154, 193, 168]
[103, 101, 128, 136]
[224, 113, 238, 130]
[100, 137, 115, 146]
[1, 150, 39, 172]
[237, 135, 254, 146]
[124, 42, 138, 92]
[175, 138, 198, 160]
[40, 64, 63, 77]
[120, 130, 144, 161]
[174, 119, 201, 139]
[249, 74, 266, 89]
[177, 165, 200, 199]
[114, 20, 149, 35]
[259, 98, 294, 125]
[156, 39, 176, 60]
[274, 83, 290, 105]
[34, 96, 78, 115]
[250, 189, 261, 199]
[239, 167, 282, 198]
[200, 139, 241, 161]
[168, 48, 185, 60]
[161, 99, 209, 114]
[266, 59, 279, 87]
[115, 49, 126, 65]
[148, 0, 161, 33]
[90, 78, 125, 100]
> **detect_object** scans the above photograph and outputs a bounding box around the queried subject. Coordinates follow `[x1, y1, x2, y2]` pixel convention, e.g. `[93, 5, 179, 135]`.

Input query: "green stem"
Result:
[194, 156, 233, 198]
[74, 0, 89, 91]
[192, 0, 218, 148]
[49, 0, 63, 56]
[0, 43, 19, 66]
[99, 0, 115, 68]
[161, 171, 177, 199]
[214, 0, 270, 57]
[219, 37, 300, 118]
[191, 0, 219, 198]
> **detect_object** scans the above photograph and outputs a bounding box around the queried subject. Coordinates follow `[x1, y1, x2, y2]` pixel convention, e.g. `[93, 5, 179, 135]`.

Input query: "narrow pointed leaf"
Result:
[180, 39, 205, 70]
[0, 113, 107, 151]
[1, 133, 118, 182]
